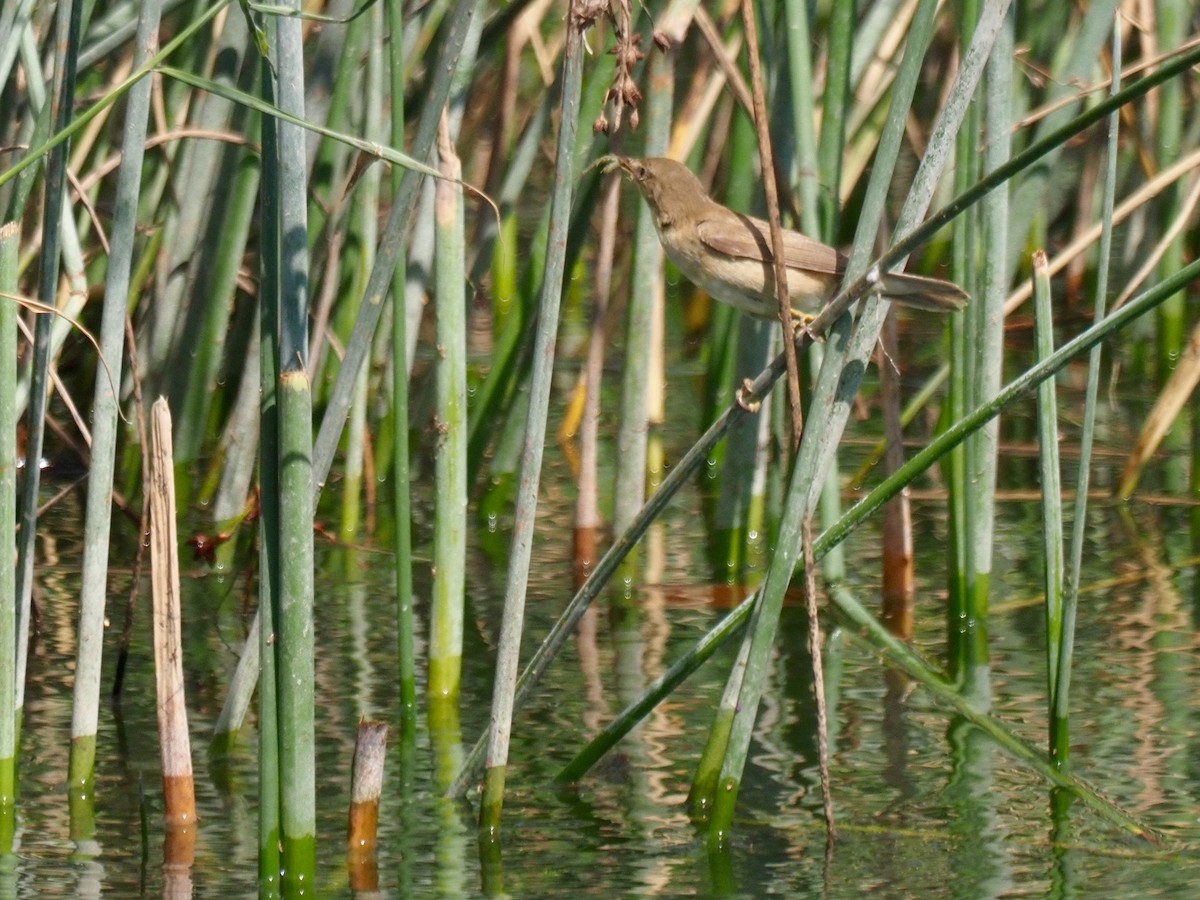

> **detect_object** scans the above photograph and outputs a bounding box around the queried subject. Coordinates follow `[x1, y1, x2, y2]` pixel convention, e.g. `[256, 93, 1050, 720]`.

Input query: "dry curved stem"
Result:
[1116, 318, 1200, 500]
[1013, 32, 1200, 132]
[1002, 148, 1200, 313]
[694, 5, 753, 117]
[1, 289, 128, 425]
[80, 128, 255, 193]
[1109, 172, 1200, 311]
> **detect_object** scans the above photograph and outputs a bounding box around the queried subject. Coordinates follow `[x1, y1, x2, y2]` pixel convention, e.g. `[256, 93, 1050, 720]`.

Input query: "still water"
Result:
[11, 377, 1200, 895]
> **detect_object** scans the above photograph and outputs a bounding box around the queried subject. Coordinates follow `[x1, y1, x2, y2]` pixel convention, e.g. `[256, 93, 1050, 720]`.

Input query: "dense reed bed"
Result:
[1, 0, 1198, 892]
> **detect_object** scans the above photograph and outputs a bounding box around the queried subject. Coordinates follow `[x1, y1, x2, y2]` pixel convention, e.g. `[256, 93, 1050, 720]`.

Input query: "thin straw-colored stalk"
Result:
[450, 30, 1200, 796]
[0, 221, 18, 845]
[1057, 18, 1122, 767]
[479, 1, 588, 834]
[741, 0, 830, 830]
[741, 0, 800, 448]
[68, 0, 162, 810]
[310, 0, 481, 498]
[782, 0, 846, 582]
[429, 114, 467, 702]
[1116, 313, 1200, 498]
[1031, 250, 1065, 764]
[267, 6, 317, 887]
[387, 0, 417, 735]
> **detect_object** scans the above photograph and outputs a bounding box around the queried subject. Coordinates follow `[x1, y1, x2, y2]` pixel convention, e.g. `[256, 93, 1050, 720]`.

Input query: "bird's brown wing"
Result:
[697, 213, 845, 275]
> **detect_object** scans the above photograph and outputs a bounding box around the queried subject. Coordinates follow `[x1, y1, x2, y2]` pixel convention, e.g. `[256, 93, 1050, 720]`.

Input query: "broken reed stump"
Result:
[148, 397, 197, 865]
[347, 718, 388, 890]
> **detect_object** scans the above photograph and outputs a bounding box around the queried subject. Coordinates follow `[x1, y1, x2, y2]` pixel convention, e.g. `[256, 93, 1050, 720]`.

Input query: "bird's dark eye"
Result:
[635, 164, 647, 180]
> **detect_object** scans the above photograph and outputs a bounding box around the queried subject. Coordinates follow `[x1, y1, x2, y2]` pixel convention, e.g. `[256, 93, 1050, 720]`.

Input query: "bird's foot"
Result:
[790, 311, 821, 343]
[736, 378, 761, 413]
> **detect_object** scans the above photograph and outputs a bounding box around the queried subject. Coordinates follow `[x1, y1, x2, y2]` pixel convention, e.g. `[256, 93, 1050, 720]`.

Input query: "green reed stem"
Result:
[266, 7, 317, 887]
[429, 123, 467, 703]
[816, 0, 852, 237]
[1153, 0, 1188, 379]
[256, 41, 283, 890]
[1056, 15, 1123, 770]
[947, 0, 980, 663]
[480, 1, 588, 835]
[387, 0, 417, 736]
[31, 0, 88, 833]
[0, 221, 18, 835]
[1032, 253, 1065, 761]
[71, 0, 162, 816]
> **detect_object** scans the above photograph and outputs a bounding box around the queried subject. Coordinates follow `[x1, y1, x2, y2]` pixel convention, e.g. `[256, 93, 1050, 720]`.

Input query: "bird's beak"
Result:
[614, 156, 635, 178]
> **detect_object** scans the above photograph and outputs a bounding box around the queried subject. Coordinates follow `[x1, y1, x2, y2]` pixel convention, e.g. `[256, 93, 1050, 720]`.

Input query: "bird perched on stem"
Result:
[608, 155, 968, 322]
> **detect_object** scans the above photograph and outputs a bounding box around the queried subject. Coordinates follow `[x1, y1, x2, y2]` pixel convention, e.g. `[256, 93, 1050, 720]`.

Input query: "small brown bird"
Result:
[615, 156, 968, 321]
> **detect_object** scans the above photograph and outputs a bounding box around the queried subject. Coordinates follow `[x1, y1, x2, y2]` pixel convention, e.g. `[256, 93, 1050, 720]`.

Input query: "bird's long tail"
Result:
[879, 270, 969, 312]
